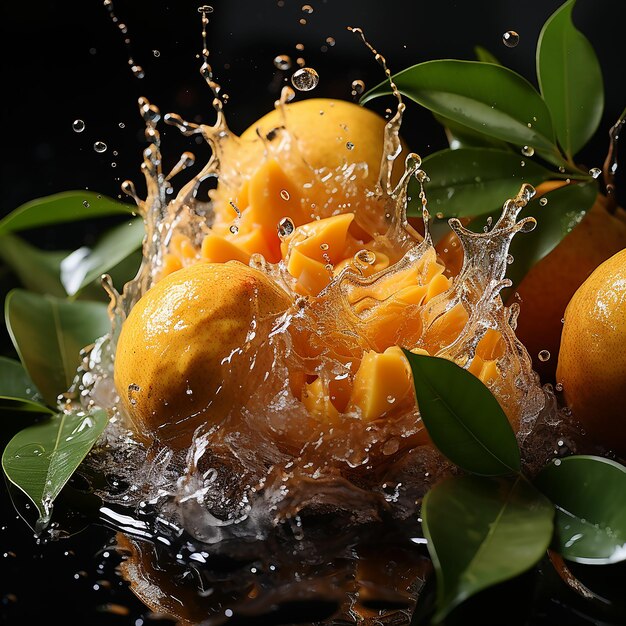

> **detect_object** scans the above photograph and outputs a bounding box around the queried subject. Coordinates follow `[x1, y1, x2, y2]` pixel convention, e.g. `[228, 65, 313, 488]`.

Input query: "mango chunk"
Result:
[200, 234, 251, 264]
[348, 346, 413, 422]
[282, 213, 359, 295]
[302, 377, 340, 422]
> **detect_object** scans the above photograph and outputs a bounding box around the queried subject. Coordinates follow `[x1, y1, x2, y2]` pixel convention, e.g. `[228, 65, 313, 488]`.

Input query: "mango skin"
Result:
[113, 261, 292, 450]
[557, 248, 626, 457]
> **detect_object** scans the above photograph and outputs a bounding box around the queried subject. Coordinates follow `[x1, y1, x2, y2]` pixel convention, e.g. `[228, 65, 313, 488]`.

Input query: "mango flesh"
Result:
[119, 97, 521, 452]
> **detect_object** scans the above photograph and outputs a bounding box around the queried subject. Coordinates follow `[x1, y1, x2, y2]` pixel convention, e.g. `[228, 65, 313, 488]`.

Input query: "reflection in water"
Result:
[113, 514, 431, 625]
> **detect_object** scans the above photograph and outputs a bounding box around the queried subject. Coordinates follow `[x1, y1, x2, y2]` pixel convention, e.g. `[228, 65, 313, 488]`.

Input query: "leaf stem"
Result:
[602, 107, 625, 214]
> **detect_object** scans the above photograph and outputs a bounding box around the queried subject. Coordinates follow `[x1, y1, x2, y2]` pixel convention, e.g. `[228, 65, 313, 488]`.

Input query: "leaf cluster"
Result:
[364, 0, 611, 291]
[404, 350, 626, 623]
[0, 191, 141, 527]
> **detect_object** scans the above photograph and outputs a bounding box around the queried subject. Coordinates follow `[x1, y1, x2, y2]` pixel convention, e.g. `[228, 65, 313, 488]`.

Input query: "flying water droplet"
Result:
[502, 31, 519, 47]
[589, 167, 602, 179]
[277, 217, 295, 239]
[351, 79, 365, 96]
[72, 119, 86, 133]
[291, 67, 319, 91]
[301, 4, 313, 13]
[346, 141, 354, 150]
[94, 141, 108, 153]
[522, 145, 534, 157]
[539, 197, 548, 206]
[273, 54, 292, 70]
[538, 350, 551, 362]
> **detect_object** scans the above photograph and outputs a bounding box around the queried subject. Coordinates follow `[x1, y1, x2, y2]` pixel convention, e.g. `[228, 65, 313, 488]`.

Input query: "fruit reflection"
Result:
[115, 518, 432, 625]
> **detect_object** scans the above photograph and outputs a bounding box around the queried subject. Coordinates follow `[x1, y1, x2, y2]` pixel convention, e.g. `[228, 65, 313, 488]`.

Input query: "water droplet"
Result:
[539, 197, 548, 206]
[273, 54, 292, 70]
[296, 42, 305, 51]
[325, 36, 335, 46]
[280, 189, 290, 201]
[319, 243, 329, 251]
[558, 165, 566, 173]
[301, 4, 313, 13]
[354, 249, 376, 267]
[346, 141, 354, 150]
[131, 65, 145, 79]
[520, 160, 526, 167]
[589, 167, 602, 179]
[118, 122, 125, 128]
[277, 217, 295, 239]
[299, 18, 307, 25]
[554, 459, 561, 466]
[291, 67, 319, 91]
[386, 395, 395, 404]
[555, 382, 564, 392]
[351, 79, 365, 96]
[522, 145, 534, 157]
[229, 224, 238, 234]
[94, 141, 108, 153]
[506, 254, 514, 264]
[538, 350, 551, 362]
[72, 119, 85, 133]
[197, 5, 214, 14]
[83, 200, 90, 208]
[152, 49, 160, 57]
[502, 31, 519, 47]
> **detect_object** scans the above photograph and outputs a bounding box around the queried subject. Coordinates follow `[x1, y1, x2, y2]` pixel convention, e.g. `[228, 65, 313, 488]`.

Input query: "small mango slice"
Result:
[348, 346, 413, 422]
[281, 213, 359, 295]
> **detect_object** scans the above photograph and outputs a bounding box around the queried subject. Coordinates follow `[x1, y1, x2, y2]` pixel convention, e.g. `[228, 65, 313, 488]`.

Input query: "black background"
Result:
[1, 1, 626, 625]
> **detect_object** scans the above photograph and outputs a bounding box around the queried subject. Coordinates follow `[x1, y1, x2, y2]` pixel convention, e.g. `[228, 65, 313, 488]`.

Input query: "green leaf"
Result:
[2, 407, 108, 528]
[0, 191, 134, 236]
[0, 234, 68, 297]
[422, 474, 554, 622]
[0, 356, 53, 414]
[60, 218, 144, 296]
[5, 290, 111, 406]
[535, 455, 626, 564]
[412, 148, 552, 218]
[474, 45, 501, 65]
[402, 351, 520, 475]
[504, 181, 597, 294]
[537, 0, 604, 158]
[434, 113, 511, 150]
[362, 60, 558, 152]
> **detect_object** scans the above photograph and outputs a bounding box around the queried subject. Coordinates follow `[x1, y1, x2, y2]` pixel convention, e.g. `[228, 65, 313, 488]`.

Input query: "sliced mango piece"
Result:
[200, 234, 251, 264]
[348, 346, 413, 422]
[282, 213, 359, 295]
[302, 377, 340, 422]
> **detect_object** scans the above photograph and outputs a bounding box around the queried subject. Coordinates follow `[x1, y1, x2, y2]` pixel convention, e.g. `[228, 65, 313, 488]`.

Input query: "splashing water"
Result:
[60, 16, 582, 626]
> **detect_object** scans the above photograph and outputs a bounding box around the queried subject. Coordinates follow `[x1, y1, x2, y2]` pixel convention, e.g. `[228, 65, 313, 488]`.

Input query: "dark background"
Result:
[1, 1, 626, 625]
[2, 0, 625, 227]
